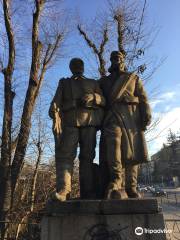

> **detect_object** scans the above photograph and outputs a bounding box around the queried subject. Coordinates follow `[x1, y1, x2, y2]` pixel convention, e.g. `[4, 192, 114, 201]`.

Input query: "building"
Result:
[138, 160, 155, 185]
[151, 140, 180, 186]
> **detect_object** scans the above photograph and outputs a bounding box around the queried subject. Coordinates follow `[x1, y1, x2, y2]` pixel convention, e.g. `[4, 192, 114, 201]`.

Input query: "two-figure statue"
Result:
[49, 51, 152, 201]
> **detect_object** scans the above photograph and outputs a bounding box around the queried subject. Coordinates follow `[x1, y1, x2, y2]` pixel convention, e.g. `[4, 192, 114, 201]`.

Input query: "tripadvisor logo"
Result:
[135, 227, 143, 235]
[135, 227, 172, 235]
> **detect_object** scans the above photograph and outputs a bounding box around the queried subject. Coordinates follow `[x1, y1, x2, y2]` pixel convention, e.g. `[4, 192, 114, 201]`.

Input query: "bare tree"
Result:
[14, 102, 51, 239]
[0, 0, 68, 238]
[77, 0, 160, 77]
[108, 0, 147, 66]
[11, 0, 63, 196]
[0, 0, 15, 238]
[77, 0, 163, 143]
[77, 20, 109, 77]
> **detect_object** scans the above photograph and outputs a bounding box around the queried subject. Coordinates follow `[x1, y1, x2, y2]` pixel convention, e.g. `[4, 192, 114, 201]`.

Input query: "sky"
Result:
[0, 0, 180, 159]
[140, 0, 180, 155]
[61, 0, 180, 156]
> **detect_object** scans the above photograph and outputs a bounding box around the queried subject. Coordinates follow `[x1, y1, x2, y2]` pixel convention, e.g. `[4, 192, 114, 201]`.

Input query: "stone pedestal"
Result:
[41, 199, 166, 240]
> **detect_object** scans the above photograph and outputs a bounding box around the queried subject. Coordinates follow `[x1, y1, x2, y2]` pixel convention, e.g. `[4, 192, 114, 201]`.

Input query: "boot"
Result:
[105, 182, 128, 200]
[51, 190, 71, 201]
[52, 169, 72, 201]
[125, 165, 141, 199]
[126, 187, 141, 198]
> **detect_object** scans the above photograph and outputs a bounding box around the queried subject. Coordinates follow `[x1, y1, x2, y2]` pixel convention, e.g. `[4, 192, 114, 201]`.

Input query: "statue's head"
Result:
[69, 58, 84, 76]
[109, 51, 126, 73]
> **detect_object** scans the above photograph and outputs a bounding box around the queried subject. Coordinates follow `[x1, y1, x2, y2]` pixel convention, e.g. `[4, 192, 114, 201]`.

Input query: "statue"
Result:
[49, 58, 105, 201]
[99, 51, 151, 199]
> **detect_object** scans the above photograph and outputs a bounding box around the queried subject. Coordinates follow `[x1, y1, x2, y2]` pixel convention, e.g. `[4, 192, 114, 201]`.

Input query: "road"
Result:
[144, 189, 180, 240]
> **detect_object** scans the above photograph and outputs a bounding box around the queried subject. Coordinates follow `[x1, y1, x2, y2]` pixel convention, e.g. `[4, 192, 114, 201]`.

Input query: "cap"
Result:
[110, 51, 125, 61]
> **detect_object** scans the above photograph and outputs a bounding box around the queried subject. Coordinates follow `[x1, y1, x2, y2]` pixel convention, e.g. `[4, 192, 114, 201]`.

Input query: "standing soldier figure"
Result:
[99, 51, 151, 199]
[49, 58, 105, 201]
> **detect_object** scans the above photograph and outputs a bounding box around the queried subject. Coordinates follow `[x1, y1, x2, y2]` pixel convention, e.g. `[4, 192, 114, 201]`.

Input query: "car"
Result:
[152, 188, 167, 197]
[138, 186, 148, 192]
[147, 186, 155, 192]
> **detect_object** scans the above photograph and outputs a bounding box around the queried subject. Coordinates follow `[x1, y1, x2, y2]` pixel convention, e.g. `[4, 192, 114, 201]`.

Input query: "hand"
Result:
[52, 103, 62, 134]
[142, 114, 151, 131]
[81, 93, 94, 104]
[53, 112, 61, 134]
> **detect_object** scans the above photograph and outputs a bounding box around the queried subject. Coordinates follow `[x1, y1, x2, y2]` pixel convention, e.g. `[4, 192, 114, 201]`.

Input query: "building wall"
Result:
[151, 141, 180, 185]
[139, 141, 180, 186]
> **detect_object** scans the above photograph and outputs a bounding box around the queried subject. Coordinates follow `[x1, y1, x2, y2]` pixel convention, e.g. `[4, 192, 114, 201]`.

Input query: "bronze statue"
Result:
[99, 51, 151, 199]
[49, 58, 105, 201]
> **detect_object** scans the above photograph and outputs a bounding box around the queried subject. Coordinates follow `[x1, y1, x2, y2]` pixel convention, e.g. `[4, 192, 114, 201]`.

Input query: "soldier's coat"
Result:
[100, 71, 151, 166]
[49, 76, 105, 197]
[49, 77, 105, 128]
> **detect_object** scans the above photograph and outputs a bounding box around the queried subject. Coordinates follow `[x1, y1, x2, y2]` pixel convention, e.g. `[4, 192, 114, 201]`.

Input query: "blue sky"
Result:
[1, 0, 180, 158]
[58, 0, 180, 90]
[142, 0, 180, 154]
[62, 0, 180, 87]
[62, 0, 180, 155]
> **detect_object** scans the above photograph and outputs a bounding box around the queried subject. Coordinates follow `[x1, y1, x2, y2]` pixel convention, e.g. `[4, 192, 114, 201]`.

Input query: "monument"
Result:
[41, 53, 166, 240]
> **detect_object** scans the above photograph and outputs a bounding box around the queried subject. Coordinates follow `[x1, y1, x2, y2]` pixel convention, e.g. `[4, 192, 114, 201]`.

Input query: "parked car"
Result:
[147, 186, 155, 192]
[152, 188, 167, 197]
[138, 186, 148, 192]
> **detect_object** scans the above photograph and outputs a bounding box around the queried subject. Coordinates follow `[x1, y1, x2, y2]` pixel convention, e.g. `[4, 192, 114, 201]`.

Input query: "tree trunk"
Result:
[11, 0, 44, 196]
[0, 74, 13, 238]
[15, 146, 42, 239]
[30, 146, 42, 212]
[0, 0, 15, 239]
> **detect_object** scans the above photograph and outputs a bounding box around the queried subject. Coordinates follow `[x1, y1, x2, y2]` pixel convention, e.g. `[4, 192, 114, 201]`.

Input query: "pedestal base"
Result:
[41, 199, 166, 240]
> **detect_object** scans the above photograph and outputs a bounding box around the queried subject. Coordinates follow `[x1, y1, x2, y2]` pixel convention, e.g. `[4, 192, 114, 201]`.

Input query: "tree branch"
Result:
[45, 34, 62, 66]
[77, 24, 108, 76]
[11, 0, 45, 196]
[114, 13, 125, 54]
[3, 0, 15, 75]
[99, 27, 108, 55]
[77, 25, 99, 55]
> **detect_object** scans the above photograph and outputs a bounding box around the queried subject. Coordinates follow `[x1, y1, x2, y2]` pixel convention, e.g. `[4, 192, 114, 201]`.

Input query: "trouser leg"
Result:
[79, 127, 97, 199]
[55, 127, 78, 199]
[99, 133, 109, 198]
[125, 164, 141, 198]
[104, 125, 123, 188]
[103, 125, 127, 199]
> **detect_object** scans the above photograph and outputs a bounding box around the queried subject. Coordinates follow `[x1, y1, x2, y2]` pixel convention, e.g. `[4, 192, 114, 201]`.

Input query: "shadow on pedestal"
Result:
[41, 199, 166, 240]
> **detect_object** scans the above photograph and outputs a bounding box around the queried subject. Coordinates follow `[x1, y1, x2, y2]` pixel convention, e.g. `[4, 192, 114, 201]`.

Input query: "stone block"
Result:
[41, 199, 166, 240]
